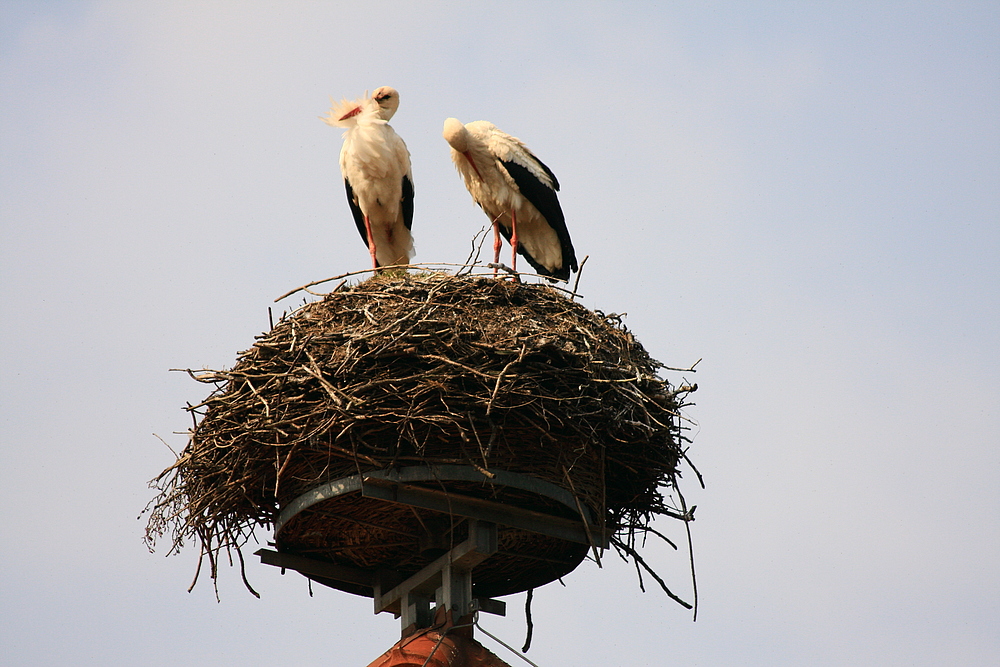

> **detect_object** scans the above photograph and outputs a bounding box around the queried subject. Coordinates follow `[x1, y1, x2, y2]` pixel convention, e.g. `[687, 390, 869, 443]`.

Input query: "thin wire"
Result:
[474, 617, 543, 667]
[418, 628, 449, 667]
[418, 616, 478, 667]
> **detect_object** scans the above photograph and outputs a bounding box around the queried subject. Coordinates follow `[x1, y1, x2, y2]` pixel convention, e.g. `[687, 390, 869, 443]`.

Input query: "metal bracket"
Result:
[373, 519, 502, 629]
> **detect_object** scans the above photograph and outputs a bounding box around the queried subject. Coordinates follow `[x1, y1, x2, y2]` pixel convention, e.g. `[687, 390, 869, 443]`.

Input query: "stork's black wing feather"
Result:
[525, 150, 560, 191]
[344, 178, 369, 246]
[501, 159, 578, 280]
[401, 174, 414, 231]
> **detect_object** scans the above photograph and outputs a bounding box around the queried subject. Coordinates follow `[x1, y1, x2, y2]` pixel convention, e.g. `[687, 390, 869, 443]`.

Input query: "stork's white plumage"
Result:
[442, 118, 577, 281]
[322, 87, 414, 269]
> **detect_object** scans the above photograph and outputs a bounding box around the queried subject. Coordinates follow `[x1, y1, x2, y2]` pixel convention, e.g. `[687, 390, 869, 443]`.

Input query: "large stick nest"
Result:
[145, 272, 698, 601]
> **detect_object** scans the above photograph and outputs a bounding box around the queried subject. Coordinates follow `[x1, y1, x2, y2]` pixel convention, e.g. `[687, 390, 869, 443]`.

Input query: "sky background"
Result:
[2, 1, 998, 665]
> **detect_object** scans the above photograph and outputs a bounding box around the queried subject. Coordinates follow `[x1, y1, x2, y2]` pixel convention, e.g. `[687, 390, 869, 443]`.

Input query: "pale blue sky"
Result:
[2, 2, 998, 665]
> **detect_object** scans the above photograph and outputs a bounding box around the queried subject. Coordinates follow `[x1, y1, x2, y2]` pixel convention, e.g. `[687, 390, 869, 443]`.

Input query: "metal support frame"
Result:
[275, 465, 610, 548]
[374, 519, 498, 629]
[257, 465, 609, 633]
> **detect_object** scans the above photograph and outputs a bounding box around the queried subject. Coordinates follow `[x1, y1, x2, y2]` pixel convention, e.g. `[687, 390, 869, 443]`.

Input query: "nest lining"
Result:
[144, 272, 698, 601]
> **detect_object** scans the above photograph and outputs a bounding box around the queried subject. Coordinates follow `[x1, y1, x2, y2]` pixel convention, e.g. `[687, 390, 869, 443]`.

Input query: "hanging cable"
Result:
[475, 616, 543, 667]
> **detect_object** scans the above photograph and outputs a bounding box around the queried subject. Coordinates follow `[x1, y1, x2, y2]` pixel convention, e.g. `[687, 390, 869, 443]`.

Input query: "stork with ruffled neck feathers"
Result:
[323, 87, 414, 269]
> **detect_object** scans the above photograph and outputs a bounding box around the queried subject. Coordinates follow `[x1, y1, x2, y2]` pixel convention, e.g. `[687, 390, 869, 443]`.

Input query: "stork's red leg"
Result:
[492, 220, 502, 276]
[364, 215, 378, 270]
[510, 210, 519, 274]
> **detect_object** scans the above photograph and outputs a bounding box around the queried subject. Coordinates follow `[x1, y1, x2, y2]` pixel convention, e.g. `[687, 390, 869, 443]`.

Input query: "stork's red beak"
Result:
[463, 151, 483, 180]
[339, 106, 362, 121]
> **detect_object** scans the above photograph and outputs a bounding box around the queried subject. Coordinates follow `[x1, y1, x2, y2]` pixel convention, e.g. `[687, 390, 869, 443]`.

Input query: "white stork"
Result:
[322, 87, 414, 269]
[442, 118, 577, 281]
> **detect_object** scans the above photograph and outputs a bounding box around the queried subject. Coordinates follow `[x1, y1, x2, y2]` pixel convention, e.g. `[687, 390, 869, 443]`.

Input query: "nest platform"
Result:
[146, 272, 696, 600]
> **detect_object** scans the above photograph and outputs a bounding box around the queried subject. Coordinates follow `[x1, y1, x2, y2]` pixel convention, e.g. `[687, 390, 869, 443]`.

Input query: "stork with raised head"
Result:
[322, 87, 414, 269]
[442, 118, 577, 281]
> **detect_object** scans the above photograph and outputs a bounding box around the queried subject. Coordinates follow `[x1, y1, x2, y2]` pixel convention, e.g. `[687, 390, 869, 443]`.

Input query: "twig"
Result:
[236, 547, 260, 598]
[187, 543, 204, 593]
[273, 440, 299, 501]
[571, 254, 589, 299]
[487, 262, 522, 284]
[613, 537, 692, 609]
[457, 227, 489, 276]
[563, 466, 602, 567]
[521, 588, 534, 653]
[660, 358, 702, 373]
[633, 524, 679, 550]
[682, 449, 706, 489]
[486, 344, 527, 416]
[275, 267, 381, 301]
[243, 377, 270, 418]
[677, 486, 699, 621]
[153, 433, 178, 458]
[275, 261, 520, 302]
